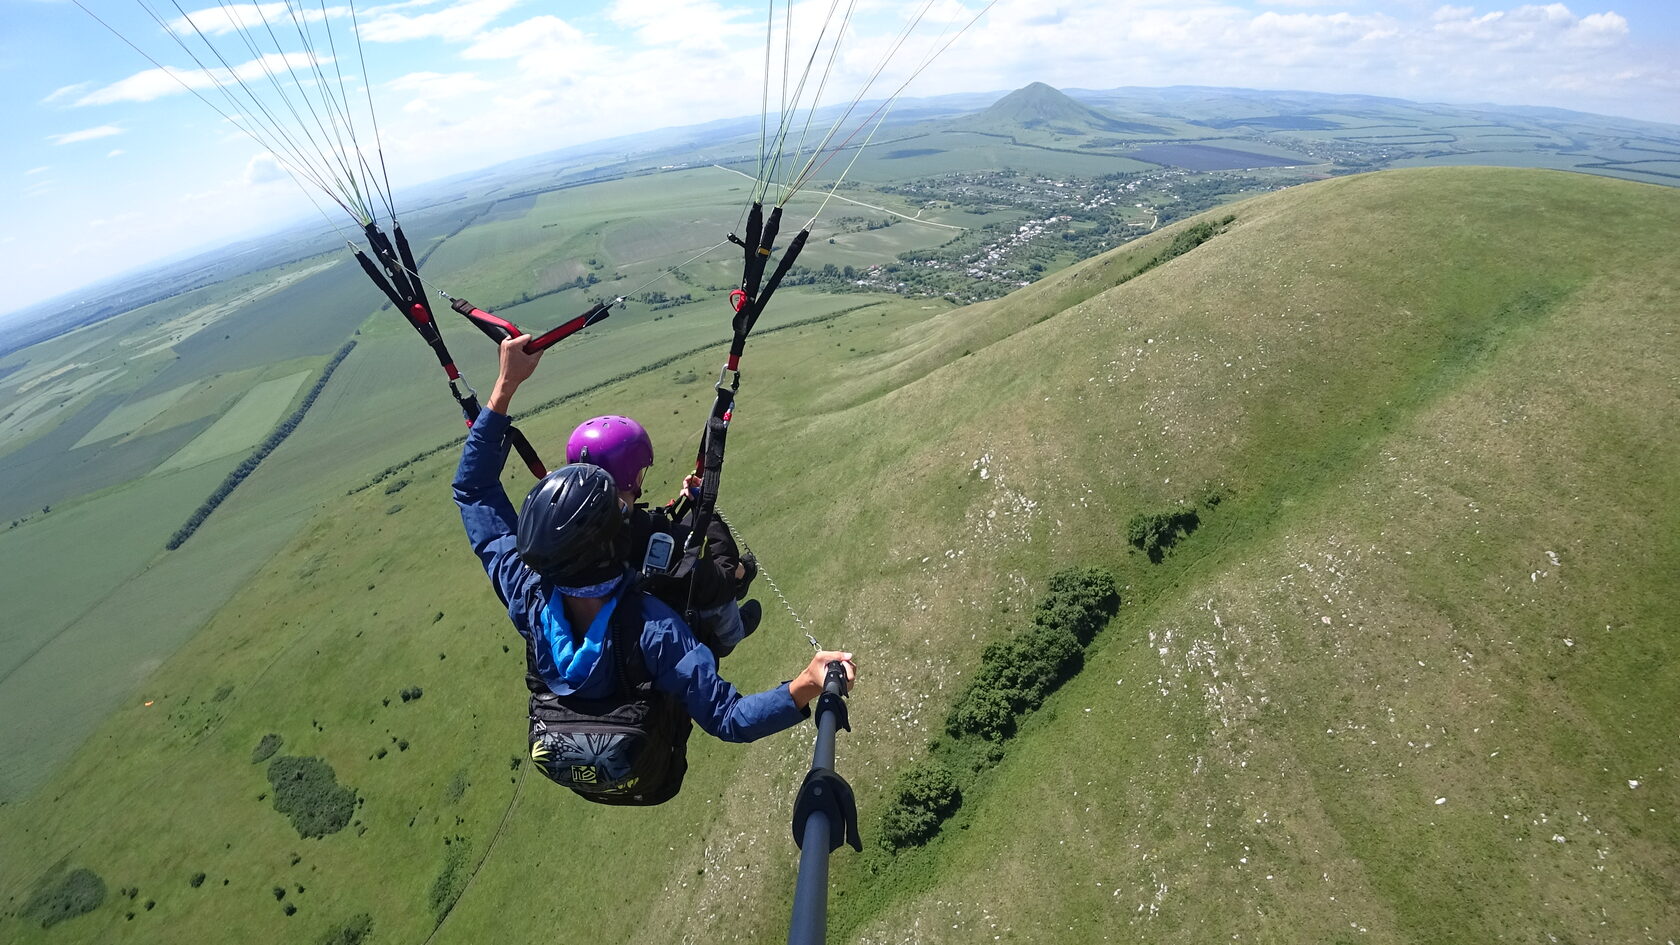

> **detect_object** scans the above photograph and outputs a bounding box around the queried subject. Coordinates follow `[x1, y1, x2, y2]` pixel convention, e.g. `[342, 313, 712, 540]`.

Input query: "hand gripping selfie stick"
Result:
[787, 661, 861, 945]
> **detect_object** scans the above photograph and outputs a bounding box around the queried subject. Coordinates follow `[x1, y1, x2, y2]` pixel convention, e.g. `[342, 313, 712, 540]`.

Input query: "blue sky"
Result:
[4, 0, 1678, 316]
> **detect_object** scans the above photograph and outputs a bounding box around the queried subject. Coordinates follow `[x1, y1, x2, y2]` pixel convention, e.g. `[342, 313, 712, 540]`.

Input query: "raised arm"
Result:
[453, 334, 544, 606]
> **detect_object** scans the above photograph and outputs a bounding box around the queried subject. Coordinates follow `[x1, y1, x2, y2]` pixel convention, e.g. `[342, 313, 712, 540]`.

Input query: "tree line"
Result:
[166, 340, 356, 550]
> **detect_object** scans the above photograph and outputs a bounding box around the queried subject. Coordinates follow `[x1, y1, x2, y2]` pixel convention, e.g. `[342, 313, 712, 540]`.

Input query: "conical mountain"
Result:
[957, 81, 1170, 135]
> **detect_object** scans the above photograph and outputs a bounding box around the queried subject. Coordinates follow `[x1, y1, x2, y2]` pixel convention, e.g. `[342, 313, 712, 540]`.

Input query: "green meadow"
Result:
[0, 166, 1674, 945]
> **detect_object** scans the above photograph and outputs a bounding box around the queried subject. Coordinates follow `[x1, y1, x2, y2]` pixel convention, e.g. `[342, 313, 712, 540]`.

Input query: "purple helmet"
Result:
[566, 415, 654, 497]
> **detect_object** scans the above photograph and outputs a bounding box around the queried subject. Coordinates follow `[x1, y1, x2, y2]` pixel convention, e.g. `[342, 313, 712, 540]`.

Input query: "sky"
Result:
[3, 0, 1678, 316]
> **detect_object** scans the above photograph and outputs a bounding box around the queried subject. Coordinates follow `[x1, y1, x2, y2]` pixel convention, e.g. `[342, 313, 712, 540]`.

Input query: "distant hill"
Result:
[955, 81, 1172, 136]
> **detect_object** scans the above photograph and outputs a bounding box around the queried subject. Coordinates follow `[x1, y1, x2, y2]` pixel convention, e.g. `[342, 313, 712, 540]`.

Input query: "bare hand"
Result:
[790, 650, 856, 709]
[498, 333, 543, 387]
[488, 334, 542, 414]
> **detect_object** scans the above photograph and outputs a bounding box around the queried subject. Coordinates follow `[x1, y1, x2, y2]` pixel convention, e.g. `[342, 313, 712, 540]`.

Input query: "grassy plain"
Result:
[0, 167, 1674, 945]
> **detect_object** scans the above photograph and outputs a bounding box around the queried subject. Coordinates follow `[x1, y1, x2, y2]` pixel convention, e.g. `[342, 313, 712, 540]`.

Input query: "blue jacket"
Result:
[454, 407, 803, 742]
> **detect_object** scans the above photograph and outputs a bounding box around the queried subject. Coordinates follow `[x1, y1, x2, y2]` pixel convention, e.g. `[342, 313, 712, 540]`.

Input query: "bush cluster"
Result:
[320, 913, 374, 945]
[1125, 507, 1200, 559]
[399, 686, 424, 703]
[878, 568, 1119, 852]
[168, 341, 356, 549]
[946, 568, 1120, 742]
[23, 867, 106, 928]
[878, 762, 961, 850]
[266, 755, 357, 839]
[251, 733, 284, 764]
[1126, 487, 1225, 561]
[428, 843, 471, 925]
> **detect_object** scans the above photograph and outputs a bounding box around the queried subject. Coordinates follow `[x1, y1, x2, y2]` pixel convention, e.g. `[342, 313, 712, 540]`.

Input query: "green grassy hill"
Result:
[1, 167, 1674, 944]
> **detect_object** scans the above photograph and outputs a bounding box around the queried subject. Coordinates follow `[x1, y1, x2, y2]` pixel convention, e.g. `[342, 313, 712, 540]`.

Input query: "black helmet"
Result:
[516, 464, 623, 582]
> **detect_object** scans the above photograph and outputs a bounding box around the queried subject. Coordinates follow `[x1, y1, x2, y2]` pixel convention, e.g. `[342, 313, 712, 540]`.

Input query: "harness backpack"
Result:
[525, 588, 692, 806]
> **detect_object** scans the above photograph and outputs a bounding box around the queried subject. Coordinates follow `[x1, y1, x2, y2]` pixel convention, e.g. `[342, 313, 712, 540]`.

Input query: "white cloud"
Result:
[386, 70, 498, 116]
[360, 0, 522, 42]
[169, 2, 335, 36]
[42, 82, 94, 105]
[107, 150, 126, 158]
[74, 52, 325, 106]
[47, 125, 125, 145]
[606, 0, 757, 51]
[244, 152, 290, 185]
[27, 166, 51, 176]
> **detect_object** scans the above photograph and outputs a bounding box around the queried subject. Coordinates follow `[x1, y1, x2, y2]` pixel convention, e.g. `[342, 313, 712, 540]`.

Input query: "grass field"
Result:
[0, 167, 1673, 944]
[70, 382, 198, 449]
[153, 371, 310, 474]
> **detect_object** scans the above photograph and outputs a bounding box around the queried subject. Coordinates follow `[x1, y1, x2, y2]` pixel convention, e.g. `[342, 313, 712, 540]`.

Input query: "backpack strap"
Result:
[607, 577, 653, 695]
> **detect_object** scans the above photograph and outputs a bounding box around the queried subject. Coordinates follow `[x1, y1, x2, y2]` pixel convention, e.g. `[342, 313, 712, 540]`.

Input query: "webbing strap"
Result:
[352, 223, 547, 478]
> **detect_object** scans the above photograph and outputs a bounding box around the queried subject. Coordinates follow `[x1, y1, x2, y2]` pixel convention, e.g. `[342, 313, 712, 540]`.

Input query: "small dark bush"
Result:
[399, 686, 424, 703]
[24, 867, 106, 928]
[189, 872, 206, 888]
[274, 886, 287, 901]
[879, 762, 961, 850]
[1126, 507, 1200, 560]
[251, 733, 284, 764]
[428, 843, 471, 924]
[284, 903, 297, 916]
[266, 756, 357, 839]
[321, 913, 374, 945]
[144, 899, 155, 911]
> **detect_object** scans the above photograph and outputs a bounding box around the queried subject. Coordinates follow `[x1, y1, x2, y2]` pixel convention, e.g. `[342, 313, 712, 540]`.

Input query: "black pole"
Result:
[787, 662, 861, 945]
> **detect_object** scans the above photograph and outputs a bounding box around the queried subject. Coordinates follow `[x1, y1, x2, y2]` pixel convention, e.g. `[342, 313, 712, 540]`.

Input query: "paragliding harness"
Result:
[677, 203, 808, 627]
[524, 580, 691, 807]
[353, 220, 613, 481]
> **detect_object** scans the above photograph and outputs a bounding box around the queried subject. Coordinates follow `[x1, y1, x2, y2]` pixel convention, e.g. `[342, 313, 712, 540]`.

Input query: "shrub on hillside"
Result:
[23, 867, 106, 928]
[266, 756, 357, 839]
[946, 567, 1120, 741]
[879, 761, 961, 851]
[1034, 566, 1120, 644]
[251, 733, 284, 764]
[428, 843, 470, 925]
[1126, 507, 1200, 560]
[320, 913, 374, 945]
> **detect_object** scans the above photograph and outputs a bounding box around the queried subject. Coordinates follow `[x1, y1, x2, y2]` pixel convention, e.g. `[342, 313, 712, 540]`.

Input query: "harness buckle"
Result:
[449, 375, 478, 405]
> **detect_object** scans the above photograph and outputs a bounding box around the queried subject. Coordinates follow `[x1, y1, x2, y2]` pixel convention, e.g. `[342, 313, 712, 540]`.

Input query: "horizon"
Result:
[6, 0, 1680, 318]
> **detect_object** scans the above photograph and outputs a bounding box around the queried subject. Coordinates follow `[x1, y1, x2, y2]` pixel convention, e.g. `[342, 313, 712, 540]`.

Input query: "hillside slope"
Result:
[1, 167, 1674, 945]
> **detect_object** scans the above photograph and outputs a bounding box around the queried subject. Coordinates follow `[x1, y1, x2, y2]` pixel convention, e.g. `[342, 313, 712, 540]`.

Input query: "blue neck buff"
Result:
[533, 575, 623, 691]
[556, 574, 623, 599]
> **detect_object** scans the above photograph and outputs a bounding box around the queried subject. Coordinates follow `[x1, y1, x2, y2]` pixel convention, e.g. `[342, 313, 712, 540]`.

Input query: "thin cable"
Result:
[788, 0, 998, 202]
[715, 508, 813, 637]
[615, 239, 733, 300]
[79, 1, 355, 219]
[347, 0, 398, 222]
[810, 98, 896, 223]
[783, 0, 940, 199]
[777, 0, 861, 205]
[150, 0, 357, 213]
[758, 0, 849, 204]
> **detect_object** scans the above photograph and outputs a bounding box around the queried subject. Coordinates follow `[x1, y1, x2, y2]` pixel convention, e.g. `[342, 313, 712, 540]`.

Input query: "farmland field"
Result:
[153, 371, 310, 474]
[71, 381, 198, 449]
[1126, 143, 1313, 170]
